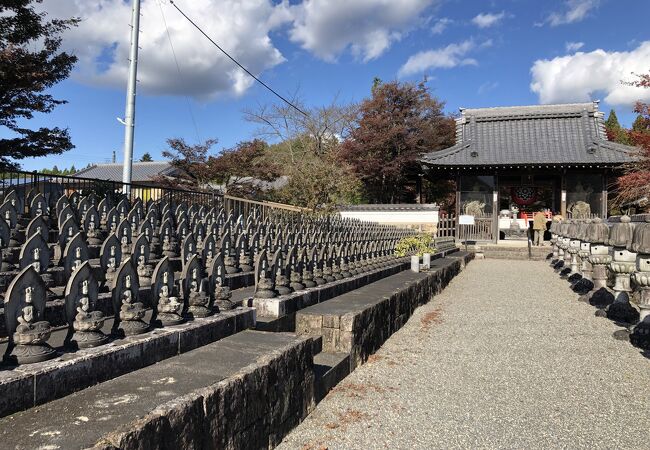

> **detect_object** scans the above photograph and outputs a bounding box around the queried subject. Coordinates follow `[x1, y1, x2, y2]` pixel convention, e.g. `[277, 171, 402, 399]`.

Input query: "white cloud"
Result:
[288, 0, 436, 62]
[530, 41, 650, 106]
[565, 41, 585, 52]
[545, 0, 599, 26]
[478, 81, 499, 95]
[398, 39, 490, 77]
[431, 18, 452, 35]
[471, 11, 506, 29]
[36, 0, 291, 100]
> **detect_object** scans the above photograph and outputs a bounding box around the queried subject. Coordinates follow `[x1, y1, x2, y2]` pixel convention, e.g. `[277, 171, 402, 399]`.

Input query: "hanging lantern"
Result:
[511, 186, 537, 206]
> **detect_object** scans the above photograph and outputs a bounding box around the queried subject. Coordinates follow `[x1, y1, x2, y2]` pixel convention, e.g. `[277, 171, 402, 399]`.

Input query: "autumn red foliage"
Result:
[613, 73, 650, 210]
[338, 80, 455, 203]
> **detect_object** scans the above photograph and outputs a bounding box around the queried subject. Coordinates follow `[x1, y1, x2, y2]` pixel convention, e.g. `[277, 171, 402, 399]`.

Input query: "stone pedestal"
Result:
[583, 244, 613, 308]
[565, 240, 582, 281]
[572, 243, 594, 294]
[606, 248, 639, 324]
[630, 253, 650, 349]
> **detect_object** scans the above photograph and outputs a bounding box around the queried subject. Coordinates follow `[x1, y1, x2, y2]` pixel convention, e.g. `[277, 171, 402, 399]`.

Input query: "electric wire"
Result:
[156, 0, 202, 143]
[168, 0, 309, 117]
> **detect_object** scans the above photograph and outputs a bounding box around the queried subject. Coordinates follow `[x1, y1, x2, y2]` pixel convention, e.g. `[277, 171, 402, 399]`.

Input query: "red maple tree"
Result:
[614, 72, 650, 210]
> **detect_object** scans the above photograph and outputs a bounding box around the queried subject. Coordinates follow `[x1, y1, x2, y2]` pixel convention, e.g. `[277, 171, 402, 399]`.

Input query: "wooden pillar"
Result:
[493, 172, 499, 243]
[455, 173, 461, 240]
[560, 169, 567, 219]
[601, 170, 608, 218]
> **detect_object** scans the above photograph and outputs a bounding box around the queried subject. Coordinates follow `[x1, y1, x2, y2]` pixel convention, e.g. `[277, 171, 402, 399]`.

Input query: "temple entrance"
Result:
[497, 176, 559, 240]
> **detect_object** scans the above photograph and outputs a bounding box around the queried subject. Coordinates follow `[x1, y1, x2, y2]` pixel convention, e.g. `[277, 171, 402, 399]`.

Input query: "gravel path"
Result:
[278, 259, 650, 450]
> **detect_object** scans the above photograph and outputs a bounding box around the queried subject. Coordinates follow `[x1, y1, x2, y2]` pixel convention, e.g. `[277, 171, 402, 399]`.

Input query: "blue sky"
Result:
[12, 0, 650, 171]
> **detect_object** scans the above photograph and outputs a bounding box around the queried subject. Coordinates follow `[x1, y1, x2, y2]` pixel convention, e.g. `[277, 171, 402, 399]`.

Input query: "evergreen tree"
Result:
[605, 109, 621, 129]
[632, 115, 649, 134]
[140, 152, 153, 162]
[605, 109, 631, 144]
[0, 1, 79, 170]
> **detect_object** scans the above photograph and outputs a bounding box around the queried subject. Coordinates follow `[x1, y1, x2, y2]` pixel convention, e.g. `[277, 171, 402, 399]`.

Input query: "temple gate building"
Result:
[420, 102, 637, 242]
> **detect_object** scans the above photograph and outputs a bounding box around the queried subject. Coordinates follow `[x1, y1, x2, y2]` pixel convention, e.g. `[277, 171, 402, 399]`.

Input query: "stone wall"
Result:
[92, 333, 315, 450]
[296, 256, 467, 369]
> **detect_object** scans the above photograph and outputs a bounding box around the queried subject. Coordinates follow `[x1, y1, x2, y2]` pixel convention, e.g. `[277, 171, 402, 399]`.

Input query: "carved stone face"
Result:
[22, 305, 34, 322]
[161, 284, 169, 296]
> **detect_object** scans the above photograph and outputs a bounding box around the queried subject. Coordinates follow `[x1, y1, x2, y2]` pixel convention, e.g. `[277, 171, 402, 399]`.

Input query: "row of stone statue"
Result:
[549, 215, 650, 348]
[4, 234, 402, 366]
[2, 189, 413, 365]
[0, 190, 412, 292]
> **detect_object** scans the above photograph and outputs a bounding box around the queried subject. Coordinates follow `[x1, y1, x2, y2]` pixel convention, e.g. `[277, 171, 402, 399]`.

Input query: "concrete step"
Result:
[314, 351, 350, 402]
[0, 330, 315, 450]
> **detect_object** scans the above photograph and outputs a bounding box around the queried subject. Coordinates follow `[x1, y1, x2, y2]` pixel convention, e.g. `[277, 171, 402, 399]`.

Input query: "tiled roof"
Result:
[72, 162, 179, 182]
[420, 102, 638, 168]
[339, 204, 440, 211]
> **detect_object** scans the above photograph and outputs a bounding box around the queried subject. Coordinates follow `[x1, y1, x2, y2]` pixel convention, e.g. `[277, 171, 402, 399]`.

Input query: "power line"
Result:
[168, 0, 309, 117]
[156, 0, 202, 142]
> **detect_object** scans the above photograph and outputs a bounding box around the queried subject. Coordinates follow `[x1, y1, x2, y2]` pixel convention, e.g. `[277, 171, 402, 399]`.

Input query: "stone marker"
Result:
[132, 233, 153, 285]
[151, 256, 183, 326]
[112, 259, 148, 336]
[254, 249, 276, 298]
[4, 266, 56, 364]
[209, 252, 233, 311]
[101, 233, 122, 286]
[63, 231, 89, 279]
[64, 261, 107, 348]
[182, 254, 211, 318]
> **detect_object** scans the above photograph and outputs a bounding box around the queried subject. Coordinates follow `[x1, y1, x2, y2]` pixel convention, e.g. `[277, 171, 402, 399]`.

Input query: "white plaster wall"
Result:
[339, 209, 439, 225]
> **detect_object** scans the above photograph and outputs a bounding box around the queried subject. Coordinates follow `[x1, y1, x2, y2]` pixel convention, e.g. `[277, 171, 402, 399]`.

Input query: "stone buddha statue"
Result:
[72, 279, 107, 347]
[105, 244, 118, 283]
[118, 274, 148, 335]
[187, 267, 211, 317]
[136, 244, 153, 282]
[31, 247, 41, 273]
[72, 246, 83, 274]
[156, 271, 183, 325]
[12, 286, 55, 363]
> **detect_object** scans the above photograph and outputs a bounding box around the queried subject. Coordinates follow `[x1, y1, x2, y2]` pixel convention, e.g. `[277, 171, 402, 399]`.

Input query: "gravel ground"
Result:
[277, 259, 650, 450]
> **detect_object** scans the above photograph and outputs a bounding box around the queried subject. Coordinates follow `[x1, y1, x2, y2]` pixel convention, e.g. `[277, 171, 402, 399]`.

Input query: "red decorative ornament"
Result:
[511, 186, 537, 206]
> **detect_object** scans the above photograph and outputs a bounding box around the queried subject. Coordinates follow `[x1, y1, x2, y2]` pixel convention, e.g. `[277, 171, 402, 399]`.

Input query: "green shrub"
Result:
[395, 234, 436, 257]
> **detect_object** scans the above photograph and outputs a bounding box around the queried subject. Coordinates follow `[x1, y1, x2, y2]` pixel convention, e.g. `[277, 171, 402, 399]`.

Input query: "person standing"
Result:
[532, 210, 547, 246]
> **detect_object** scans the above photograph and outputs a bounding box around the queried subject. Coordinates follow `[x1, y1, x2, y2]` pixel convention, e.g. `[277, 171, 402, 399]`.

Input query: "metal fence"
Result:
[436, 213, 456, 238]
[0, 170, 306, 220]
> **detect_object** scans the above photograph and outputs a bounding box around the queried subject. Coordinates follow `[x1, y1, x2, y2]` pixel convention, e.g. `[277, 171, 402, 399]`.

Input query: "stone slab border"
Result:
[0, 308, 255, 418]
[296, 255, 470, 369]
[252, 257, 412, 319]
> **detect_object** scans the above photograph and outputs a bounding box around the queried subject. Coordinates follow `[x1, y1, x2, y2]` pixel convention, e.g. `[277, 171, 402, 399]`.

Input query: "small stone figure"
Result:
[271, 250, 291, 295]
[86, 217, 101, 245]
[136, 251, 153, 283]
[157, 273, 184, 326]
[183, 255, 211, 318]
[208, 252, 233, 311]
[254, 249, 276, 298]
[66, 263, 108, 348]
[112, 261, 148, 336]
[162, 233, 179, 258]
[5, 267, 56, 364]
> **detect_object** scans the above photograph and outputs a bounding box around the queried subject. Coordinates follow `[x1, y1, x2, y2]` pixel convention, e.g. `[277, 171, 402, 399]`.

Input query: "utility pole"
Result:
[121, 0, 141, 194]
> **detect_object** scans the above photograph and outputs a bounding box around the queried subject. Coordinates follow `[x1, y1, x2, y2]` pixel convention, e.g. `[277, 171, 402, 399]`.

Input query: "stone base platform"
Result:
[0, 270, 255, 338]
[296, 257, 464, 369]
[0, 307, 255, 418]
[0, 331, 315, 450]
[251, 257, 412, 320]
[444, 250, 475, 268]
